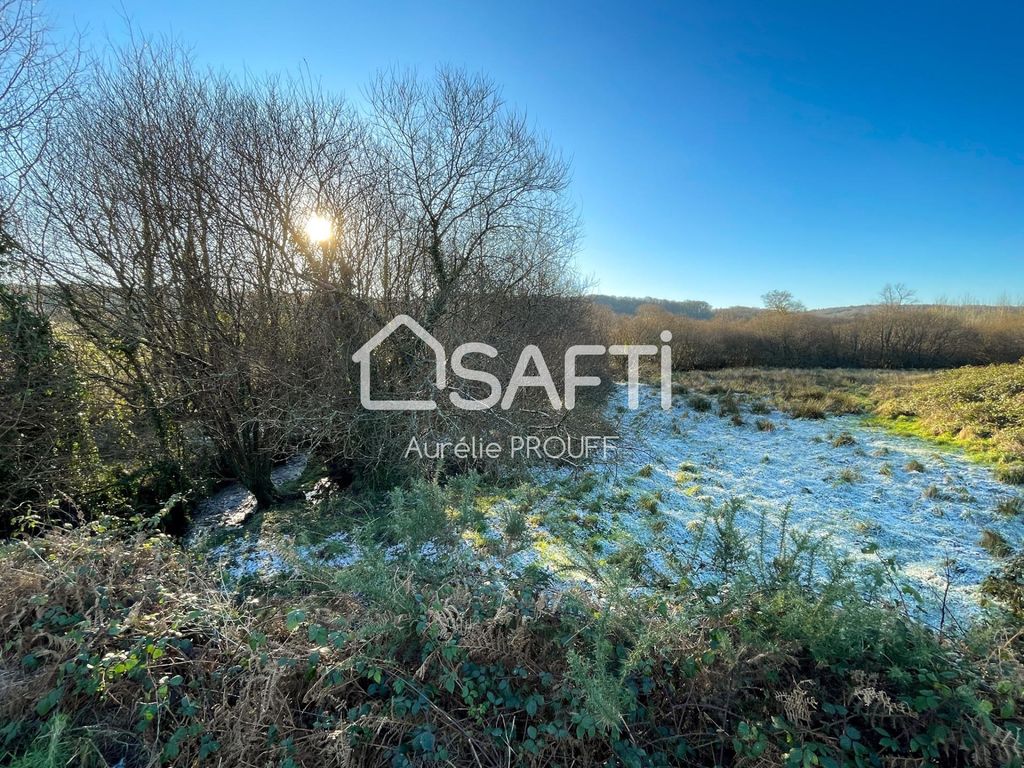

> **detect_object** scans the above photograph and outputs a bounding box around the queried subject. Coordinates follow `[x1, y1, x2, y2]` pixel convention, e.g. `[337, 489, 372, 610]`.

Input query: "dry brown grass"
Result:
[0, 526, 374, 767]
[0, 523, 592, 767]
[676, 368, 922, 418]
[5, 519, 1024, 767]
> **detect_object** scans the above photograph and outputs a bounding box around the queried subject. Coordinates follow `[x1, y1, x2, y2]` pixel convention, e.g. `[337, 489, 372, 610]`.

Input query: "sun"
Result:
[303, 213, 332, 243]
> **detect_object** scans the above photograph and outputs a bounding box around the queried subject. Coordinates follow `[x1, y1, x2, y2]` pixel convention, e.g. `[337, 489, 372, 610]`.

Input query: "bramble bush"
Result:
[3, 481, 1024, 767]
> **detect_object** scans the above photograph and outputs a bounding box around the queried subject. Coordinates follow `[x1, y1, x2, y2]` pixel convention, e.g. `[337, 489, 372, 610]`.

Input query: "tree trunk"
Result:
[230, 421, 278, 509]
[246, 464, 278, 509]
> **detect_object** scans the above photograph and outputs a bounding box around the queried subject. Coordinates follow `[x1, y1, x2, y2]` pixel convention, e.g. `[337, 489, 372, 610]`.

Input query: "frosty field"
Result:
[530, 383, 1024, 625]
[198, 382, 1024, 628]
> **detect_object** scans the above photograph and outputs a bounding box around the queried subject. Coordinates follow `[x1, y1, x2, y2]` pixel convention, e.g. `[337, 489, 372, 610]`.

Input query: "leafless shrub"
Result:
[24, 45, 603, 504]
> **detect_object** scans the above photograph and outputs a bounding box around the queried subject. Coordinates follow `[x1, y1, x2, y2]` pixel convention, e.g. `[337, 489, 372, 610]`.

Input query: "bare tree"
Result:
[0, 0, 75, 236]
[879, 282, 917, 307]
[30, 49, 596, 505]
[340, 67, 593, 472]
[36, 42, 362, 505]
[365, 67, 577, 325]
[761, 289, 806, 313]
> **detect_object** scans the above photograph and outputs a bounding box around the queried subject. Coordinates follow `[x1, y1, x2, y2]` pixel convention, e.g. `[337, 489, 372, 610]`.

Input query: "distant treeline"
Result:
[591, 294, 714, 319]
[606, 300, 1024, 369]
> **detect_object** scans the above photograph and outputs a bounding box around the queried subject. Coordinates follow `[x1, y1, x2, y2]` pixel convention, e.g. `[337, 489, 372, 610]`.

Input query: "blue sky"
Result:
[47, 0, 1024, 308]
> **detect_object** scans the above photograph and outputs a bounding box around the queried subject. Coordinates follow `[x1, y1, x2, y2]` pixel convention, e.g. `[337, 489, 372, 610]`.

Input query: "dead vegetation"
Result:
[607, 292, 1024, 370]
[4, 513, 1024, 767]
[673, 368, 915, 419]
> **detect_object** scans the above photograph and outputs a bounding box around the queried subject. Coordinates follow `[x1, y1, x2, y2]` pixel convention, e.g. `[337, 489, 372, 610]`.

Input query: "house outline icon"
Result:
[352, 314, 446, 411]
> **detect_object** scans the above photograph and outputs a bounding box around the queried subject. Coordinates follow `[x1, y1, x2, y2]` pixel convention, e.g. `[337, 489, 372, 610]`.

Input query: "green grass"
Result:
[3, 716, 101, 768]
[864, 413, 1006, 465]
[874, 363, 1024, 482]
[8, 363, 1024, 765]
[674, 366, 1024, 487]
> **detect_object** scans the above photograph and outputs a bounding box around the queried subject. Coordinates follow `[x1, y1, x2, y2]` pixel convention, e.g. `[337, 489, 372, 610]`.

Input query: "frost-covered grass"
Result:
[198, 376, 1024, 628]
[67, 376, 1024, 764]
[522, 384, 1024, 625]
[8, 501, 1024, 767]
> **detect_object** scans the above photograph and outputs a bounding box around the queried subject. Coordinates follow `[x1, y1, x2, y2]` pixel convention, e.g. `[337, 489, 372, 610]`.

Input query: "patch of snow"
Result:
[207, 527, 363, 580]
[207, 538, 292, 579]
